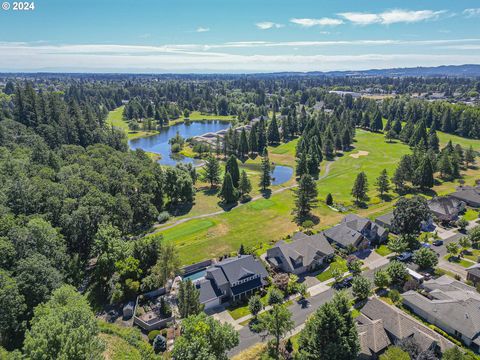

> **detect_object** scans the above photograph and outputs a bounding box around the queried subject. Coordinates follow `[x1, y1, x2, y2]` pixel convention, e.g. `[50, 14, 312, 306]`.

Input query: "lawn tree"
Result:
[267, 112, 281, 145]
[298, 291, 360, 360]
[248, 294, 263, 319]
[373, 269, 391, 289]
[296, 153, 308, 177]
[153, 334, 167, 353]
[371, 111, 384, 132]
[351, 172, 369, 203]
[387, 261, 408, 286]
[203, 154, 221, 187]
[219, 172, 238, 204]
[352, 276, 372, 301]
[457, 218, 469, 232]
[413, 157, 434, 189]
[256, 304, 294, 359]
[238, 128, 249, 159]
[177, 279, 204, 318]
[225, 155, 240, 187]
[392, 196, 431, 236]
[413, 248, 438, 269]
[387, 236, 408, 257]
[332, 267, 344, 285]
[385, 128, 396, 143]
[172, 313, 239, 360]
[375, 169, 390, 198]
[347, 258, 362, 276]
[238, 170, 252, 200]
[459, 237, 472, 257]
[442, 347, 469, 360]
[469, 225, 480, 247]
[326, 193, 333, 206]
[446, 242, 460, 258]
[267, 287, 284, 306]
[23, 285, 104, 359]
[259, 149, 271, 191]
[293, 174, 318, 224]
[465, 146, 476, 168]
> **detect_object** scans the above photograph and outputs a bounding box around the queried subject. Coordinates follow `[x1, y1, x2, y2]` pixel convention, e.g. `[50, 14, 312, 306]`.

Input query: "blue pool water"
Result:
[182, 270, 207, 281]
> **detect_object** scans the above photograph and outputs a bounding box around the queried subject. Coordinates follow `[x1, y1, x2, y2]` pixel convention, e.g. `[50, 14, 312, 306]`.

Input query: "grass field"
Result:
[106, 106, 159, 140]
[316, 256, 348, 282]
[375, 244, 393, 257]
[100, 333, 142, 360]
[444, 255, 476, 268]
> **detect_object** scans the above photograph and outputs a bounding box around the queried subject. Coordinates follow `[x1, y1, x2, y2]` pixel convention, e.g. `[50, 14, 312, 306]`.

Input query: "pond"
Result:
[241, 163, 294, 186]
[128, 121, 231, 166]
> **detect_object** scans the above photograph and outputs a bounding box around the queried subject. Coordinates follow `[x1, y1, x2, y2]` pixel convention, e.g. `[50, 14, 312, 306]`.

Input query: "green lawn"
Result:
[464, 249, 480, 263]
[464, 209, 479, 221]
[375, 244, 392, 257]
[444, 255, 476, 268]
[187, 111, 237, 121]
[106, 106, 159, 140]
[316, 256, 348, 282]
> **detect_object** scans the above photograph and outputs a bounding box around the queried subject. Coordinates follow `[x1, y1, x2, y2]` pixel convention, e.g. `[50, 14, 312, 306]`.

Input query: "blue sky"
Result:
[1, 0, 480, 72]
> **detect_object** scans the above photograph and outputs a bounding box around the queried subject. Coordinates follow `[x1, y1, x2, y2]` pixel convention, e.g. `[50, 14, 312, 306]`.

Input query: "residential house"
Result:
[266, 232, 334, 274]
[467, 263, 480, 286]
[196, 255, 268, 309]
[324, 214, 388, 249]
[356, 314, 391, 359]
[402, 276, 480, 352]
[375, 211, 435, 234]
[360, 298, 453, 358]
[428, 196, 465, 223]
[451, 186, 480, 208]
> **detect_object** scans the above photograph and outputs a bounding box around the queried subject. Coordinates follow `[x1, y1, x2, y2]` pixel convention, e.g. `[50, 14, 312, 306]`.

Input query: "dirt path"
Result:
[150, 160, 335, 234]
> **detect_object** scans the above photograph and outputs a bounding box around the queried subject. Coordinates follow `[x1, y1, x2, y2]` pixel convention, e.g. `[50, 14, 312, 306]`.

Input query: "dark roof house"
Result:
[403, 276, 480, 351]
[360, 298, 453, 355]
[428, 196, 465, 223]
[356, 314, 391, 359]
[450, 186, 480, 208]
[467, 263, 480, 286]
[266, 232, 334, 274]
[324, 214, 387, 249]
[196, 255, 268, 309]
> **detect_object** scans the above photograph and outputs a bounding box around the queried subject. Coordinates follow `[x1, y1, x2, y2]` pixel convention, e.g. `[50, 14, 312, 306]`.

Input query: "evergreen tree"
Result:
[267, 112, 281, 145]
[238, 128, 249, 159]
[225, 155, 240, 187]
[393, 119, 402, 134]
[427, 127, 440, 153]
[219, 172, 238, 204]
[438, 152, 453, 179]
[326, 193, 333, 206]
[177, 279, 203, 318]
[441, 107, 453, 133]
[351, 172, 369, 203]
[248, 126, 258, 155]
[375, 169, 390, 198]
[293, 174, 318, 223]
[238, 170, 252, 199]
[465, 145, 476, 167]
[307, 153, 320, 177]
[296, 153, 308, 177]
[203, 154, 221, 187]
[371, 111, 383, 132]
[259, 150, 271, 191]
[342, 128, 351, 150]
[298, 292, 359, 360]
[414, 157, 434, 189]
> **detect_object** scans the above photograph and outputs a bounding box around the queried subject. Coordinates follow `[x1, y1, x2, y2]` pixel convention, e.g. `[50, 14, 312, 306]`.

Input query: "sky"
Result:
[1, 0, 480, 73]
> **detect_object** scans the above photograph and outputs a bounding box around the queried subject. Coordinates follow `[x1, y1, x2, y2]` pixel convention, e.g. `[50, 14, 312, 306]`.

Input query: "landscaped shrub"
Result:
[171, 143, 181, 153]
[148, 330, 160, 342]
[153, 334, 167, 353]
[157, 211, 170, 223]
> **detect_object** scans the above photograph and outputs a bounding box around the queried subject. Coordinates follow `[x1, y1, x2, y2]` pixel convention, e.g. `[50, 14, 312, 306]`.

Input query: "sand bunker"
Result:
[349, 151, 369, 159]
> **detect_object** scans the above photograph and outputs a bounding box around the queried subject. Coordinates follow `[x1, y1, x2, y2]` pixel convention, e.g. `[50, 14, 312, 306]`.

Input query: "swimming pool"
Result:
[182, 269, 206, 281]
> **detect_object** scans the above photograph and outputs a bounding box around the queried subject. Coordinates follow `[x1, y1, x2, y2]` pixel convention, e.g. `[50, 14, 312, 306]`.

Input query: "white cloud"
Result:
[463, 8, 480, 18]
[255, 22, 284, 30]
[196, 27, 210, 33]
[290, 18, 343, 27]
[339, 9, 446, 25]
[0, 40, 479, 72]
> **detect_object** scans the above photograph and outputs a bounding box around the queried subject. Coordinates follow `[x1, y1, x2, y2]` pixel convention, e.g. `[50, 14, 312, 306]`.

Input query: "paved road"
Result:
[229, 264, 387, 356]
[430, 232, 466, 258]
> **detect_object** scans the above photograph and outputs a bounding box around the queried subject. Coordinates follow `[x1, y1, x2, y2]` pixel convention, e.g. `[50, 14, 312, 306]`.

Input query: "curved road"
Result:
[150, 160, 335, 234]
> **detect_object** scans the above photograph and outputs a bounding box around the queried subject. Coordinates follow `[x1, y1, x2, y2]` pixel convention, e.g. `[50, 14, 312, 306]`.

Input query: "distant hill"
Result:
[265, 64, 480, 78]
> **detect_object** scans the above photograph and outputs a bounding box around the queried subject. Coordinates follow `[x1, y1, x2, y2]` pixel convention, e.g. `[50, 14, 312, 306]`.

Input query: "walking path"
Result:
[150, 161, 335, 234]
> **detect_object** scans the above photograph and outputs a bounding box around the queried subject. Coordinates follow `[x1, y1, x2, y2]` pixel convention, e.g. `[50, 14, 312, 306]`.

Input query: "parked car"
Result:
[333, 276, 353, 290]
[432, 240, 444, 246]
[421, 242, 431, 248]
[397, 252, 413, 262]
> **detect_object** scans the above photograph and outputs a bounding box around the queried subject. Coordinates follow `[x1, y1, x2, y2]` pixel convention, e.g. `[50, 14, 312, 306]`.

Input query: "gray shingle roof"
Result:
[467, 263, 480, 278]
[427, 196, 464, 220]
[451, 186, 480, 206]
[357, 318, 391, 356]
[324, 223, 364, 248]
[267, 232, 334, 272]
[403, 276, 480, 340]
[215, 255, 268, 285]
[361, 298, 453, 352]
[196, 279, 222, 304]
